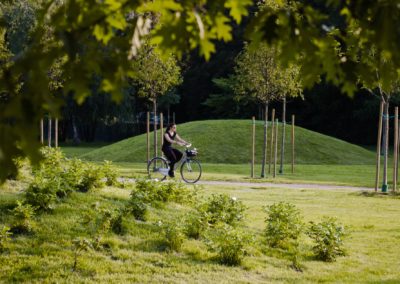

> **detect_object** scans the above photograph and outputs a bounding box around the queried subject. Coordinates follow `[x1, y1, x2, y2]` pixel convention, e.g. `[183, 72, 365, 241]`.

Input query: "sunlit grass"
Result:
[1, 183, 400, 283]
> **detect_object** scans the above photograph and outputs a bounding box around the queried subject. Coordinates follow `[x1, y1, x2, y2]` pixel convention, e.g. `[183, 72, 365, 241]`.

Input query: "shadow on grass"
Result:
[356, 191, 400, 199]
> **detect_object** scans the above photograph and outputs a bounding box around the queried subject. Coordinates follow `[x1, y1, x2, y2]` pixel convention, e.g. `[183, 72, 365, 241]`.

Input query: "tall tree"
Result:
[234, 43, 282, 178]
[130, 44, 181, 158]
[278, 64, 302, 174]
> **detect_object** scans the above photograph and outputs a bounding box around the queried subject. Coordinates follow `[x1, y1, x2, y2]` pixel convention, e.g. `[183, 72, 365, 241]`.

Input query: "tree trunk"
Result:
[261, 102, 269, 178]
[382, 98, 389, 192]
[279, 97, 286, 174]
[153, 98, 158, 158]
[72, 117, 81, 145]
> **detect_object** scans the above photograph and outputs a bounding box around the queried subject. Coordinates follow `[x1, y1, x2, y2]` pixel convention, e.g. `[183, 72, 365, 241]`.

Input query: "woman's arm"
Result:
[175, 134, 188, 145]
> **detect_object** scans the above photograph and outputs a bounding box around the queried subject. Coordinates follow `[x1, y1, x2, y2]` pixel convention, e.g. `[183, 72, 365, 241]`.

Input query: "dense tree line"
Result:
[2, 0, 400, 180]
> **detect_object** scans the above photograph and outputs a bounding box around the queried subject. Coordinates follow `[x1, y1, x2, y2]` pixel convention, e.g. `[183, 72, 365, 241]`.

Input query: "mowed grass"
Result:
[78, 120, 376, 165]
[1, 183, 400, 283]
[109, 162, 393, 188]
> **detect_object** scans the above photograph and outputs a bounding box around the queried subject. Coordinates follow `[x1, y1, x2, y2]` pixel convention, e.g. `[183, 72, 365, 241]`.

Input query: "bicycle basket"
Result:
[186, 149, 198, 157]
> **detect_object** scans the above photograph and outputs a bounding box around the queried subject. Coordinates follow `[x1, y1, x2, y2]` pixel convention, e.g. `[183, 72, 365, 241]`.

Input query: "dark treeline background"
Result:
[1, 1, 389, 146]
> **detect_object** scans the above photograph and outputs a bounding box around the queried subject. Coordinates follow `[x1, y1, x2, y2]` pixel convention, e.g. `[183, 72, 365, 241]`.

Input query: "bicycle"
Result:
[147, 144, 202, 183]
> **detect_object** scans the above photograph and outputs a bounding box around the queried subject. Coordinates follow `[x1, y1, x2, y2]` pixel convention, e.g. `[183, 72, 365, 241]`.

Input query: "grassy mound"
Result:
[81, 120, 375, 164]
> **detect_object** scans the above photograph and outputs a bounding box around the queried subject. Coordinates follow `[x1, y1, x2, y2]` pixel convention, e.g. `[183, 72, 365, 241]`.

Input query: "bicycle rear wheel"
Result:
[147, 157, 168, 181]
[180, 159, 202, 183]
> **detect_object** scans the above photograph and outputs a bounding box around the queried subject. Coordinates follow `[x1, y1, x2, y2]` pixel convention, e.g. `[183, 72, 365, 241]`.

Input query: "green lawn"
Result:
[1, 182, 399, 283]
[76, 120, 376, 165]
[111, 162, 395, 189]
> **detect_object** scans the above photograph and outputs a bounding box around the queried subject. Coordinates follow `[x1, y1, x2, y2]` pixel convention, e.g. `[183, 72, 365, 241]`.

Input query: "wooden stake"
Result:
[160, 112, 164, 149]
[394, 107, 399, 192]
[153, 100, 158, 159]
[40, 119, 44, 144]
[251, 116, 255, 178]
[269, 109, 275, 174]
[375, 101, 384, 192]
[146, 111, 150, 163]
[48, 117, 52, 147]
[292, 115, 295, 174]
[261, 102, 269, 178]
[55, 118, 58, 148]
[383, 101, 389, 192]
[279, 97, 286, 174]
[273, 119, 278, 178]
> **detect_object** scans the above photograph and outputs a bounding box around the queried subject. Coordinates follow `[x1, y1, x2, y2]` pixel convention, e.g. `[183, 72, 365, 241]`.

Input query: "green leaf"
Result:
[224, 0, 252, 23]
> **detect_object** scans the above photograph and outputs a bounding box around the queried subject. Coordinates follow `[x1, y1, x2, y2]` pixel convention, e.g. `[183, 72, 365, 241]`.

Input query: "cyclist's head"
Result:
[166, 123, 177, 132]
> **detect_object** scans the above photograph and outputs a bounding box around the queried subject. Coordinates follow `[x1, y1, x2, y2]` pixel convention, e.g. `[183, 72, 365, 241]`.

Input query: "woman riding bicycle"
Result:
[162, 123, 189, 177]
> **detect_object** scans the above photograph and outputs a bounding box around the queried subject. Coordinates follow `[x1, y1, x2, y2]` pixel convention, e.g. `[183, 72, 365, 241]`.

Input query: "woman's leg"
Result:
[162, 148, 177, 176]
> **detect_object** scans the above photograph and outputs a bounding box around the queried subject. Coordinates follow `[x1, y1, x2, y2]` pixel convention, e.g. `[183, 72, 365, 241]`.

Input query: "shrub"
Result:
[0, 226, 12, 253]
[110, 209, 128, 235]
[9, 200, 36, 234]
[184, 211, 208, 239]
[200, 194, 246, 226]
[307, 217, 347, 262]
[128, 190, 148, 221]
[264, 202, 304, 249]
[25, 176, 57, 211]
[161, 181, 196, 204]
[77, 163, 104, 192]
[102, 161, 118, 186]
[63, 158, 85, 191]
[134, 179, 195, 206]
[158, 220, 185, 252]
[205, 224, 252, 266]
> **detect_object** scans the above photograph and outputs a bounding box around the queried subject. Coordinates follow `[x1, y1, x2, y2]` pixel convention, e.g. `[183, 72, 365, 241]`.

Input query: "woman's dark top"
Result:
[162, 131, 176, 150]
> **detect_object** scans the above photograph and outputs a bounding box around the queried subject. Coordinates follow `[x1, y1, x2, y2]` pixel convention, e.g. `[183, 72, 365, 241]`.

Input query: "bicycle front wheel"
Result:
[147, 157, 168, 181]
[180, 159, 202, 183]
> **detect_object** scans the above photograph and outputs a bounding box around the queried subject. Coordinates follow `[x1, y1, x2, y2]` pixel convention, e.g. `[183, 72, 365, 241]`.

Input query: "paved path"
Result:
[197, 180, 373, 191]
[122, 178, 373, 191]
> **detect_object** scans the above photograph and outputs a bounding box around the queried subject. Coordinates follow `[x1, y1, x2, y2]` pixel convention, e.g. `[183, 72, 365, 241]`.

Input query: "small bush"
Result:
[205, 224, 252, 266]
[110, 208, 129, 235]
[158, 220, 185, 252]
[78, 163, 104, 192]
[200, 194, 246, 226]
[102, 160, 119, 186]
[264, 202, 304, 248]
[307, 217, 347, 262]
[25, 176, 56, 211]
[0, 226, 12, 253]
[161, 181, 196, 204]
[184, 211, 208, 239]
[9, 200, 36, 234]
[128, 190, 148, 221]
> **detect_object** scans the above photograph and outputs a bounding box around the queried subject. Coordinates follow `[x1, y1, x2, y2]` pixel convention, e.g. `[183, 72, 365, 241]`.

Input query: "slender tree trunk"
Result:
[279, 97, 286, 174]
[48, 117, 52, 147]
[269, 109, 275, 174]
[153, 98, 158, 158]
[40, 119, 44, 144]
[55, 118, 58, 148]
[382, 98, 389, 192]
[375, 100, 384, 192]
[72, 117, 81, 145]
[146, 111, 150, 163]
[261, 102, 269, 178]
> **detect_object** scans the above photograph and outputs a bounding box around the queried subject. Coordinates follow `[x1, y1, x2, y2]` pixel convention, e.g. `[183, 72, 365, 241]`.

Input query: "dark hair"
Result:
[166, 123, 176, 132]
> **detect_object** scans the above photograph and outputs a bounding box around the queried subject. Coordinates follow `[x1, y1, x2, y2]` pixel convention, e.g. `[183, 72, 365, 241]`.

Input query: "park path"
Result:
[122, 178, 373, 191]
[196, 180, 373, 191]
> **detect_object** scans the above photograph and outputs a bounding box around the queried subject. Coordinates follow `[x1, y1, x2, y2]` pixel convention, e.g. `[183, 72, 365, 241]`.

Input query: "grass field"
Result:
[1, 182, 399, 283]
[78, 120, 376, 165]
